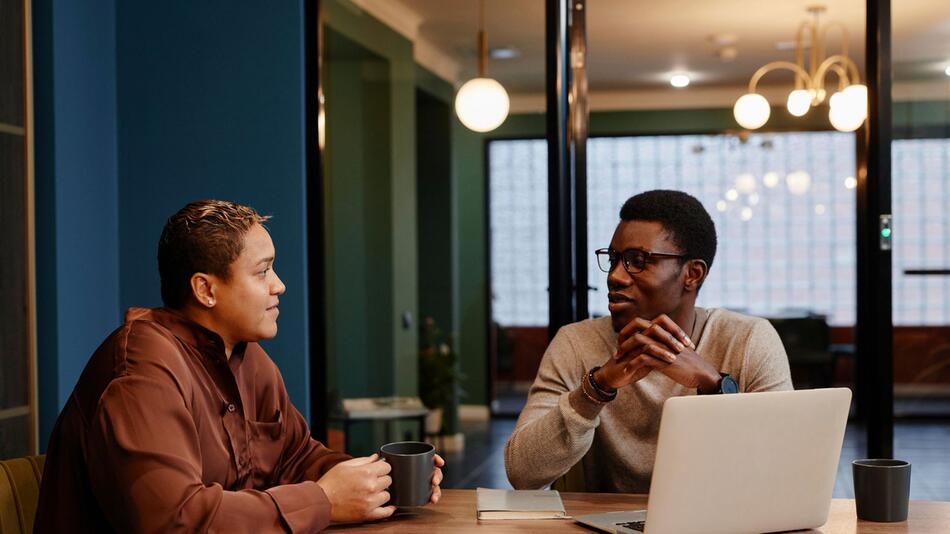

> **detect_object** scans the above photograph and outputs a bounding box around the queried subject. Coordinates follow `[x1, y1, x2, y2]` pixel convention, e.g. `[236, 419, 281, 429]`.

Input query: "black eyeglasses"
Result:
[595, 247, 686, 275]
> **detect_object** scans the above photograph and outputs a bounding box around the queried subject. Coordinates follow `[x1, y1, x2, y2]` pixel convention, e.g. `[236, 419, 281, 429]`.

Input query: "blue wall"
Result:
[115, 1, 312, 416]
[33, 0, 120, 447]
[34, 0, 313, 447]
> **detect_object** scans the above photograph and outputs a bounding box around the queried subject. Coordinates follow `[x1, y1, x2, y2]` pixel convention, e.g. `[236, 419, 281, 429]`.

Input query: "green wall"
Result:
[324, 30, 393, 398]
[893, 100, 950, 134]
[416, 66, 459, 434]
[416, 77, 455, 341]
[323, 1, 419, 452]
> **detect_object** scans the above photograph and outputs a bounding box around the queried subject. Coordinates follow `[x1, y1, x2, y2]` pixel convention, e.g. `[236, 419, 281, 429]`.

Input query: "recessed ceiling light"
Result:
[707, 33, 738, 46]
[718, 47, 738, 62]
[489, 47, 520, 60]
[670, 74, 690, 88]
[775, 39, 812, 52]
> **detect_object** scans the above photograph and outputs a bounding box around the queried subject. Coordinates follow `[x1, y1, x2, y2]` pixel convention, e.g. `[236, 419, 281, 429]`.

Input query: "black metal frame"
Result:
[306, 0, 328, 443]
[546, 0, 574, 340]
[594, 247, 688, 275]
[857, 0, 894, 458]
[570, 1, 589, 323]
[483, 140, 497, 412]
[546, 0, 590, 340]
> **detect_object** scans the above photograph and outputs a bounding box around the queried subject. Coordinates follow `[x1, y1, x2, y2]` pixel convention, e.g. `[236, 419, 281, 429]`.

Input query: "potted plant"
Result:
[418, 317, 463, 435]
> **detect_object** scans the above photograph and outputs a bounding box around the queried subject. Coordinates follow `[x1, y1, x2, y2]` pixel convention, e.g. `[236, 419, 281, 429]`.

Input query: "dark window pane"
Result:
[0, 0, 25, 126]
[0, 415, 29, 460]
[0, 133, 28, 408]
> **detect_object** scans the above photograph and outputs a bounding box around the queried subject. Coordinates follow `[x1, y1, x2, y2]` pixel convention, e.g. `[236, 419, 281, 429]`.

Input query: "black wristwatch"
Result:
[699, 373, 738, 395]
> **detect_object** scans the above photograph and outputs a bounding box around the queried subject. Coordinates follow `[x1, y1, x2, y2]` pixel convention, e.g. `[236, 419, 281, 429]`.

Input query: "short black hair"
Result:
[619, 189, 717, 270]
[158, 200, 270, 308]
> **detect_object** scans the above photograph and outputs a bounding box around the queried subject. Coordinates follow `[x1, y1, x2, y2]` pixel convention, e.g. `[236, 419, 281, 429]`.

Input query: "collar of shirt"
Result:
[124, 307, 248, 367]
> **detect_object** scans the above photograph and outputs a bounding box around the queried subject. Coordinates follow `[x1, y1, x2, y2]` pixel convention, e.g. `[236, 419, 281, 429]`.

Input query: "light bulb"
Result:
[735, 173, 757, 194]
[844, 176, 857, 189]
[828, 85, 867, 132]
[843, 84, 868, 119]
[763, 171, 780, 188]
[733, 93, 770, 129]
[455, 78, 510, 132]
[716, 200, 728, 212]
[786, 89, 812, 117]
[829, 102, 864, 132]
[786, 171, 811, 195]
[725, 188, 739, 201]
[740, 207, 753, 221]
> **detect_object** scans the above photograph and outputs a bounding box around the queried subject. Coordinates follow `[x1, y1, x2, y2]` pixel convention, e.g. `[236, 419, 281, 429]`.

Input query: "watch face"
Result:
[721, 375, 739, 394]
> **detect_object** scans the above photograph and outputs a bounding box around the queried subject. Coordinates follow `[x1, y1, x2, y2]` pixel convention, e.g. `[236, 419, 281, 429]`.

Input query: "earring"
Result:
[208, 299, 215, 306]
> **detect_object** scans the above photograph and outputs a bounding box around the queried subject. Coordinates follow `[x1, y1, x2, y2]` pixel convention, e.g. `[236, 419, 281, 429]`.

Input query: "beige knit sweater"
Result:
[504, 307, 793, 492]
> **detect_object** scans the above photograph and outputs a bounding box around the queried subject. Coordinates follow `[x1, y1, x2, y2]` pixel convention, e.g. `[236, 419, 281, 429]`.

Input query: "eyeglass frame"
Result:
[594, 247, 688, 275]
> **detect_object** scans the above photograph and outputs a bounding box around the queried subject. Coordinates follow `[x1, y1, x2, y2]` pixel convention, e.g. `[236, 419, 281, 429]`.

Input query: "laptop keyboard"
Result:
[617, 520, 646, 532]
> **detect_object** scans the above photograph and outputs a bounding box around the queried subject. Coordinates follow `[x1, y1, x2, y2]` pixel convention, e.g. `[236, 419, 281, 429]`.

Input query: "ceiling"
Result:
[374, 0, 950, 95]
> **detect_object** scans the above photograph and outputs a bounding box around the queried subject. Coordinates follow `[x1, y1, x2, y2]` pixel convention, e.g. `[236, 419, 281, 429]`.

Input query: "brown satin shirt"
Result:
[35, 307, 349, 533]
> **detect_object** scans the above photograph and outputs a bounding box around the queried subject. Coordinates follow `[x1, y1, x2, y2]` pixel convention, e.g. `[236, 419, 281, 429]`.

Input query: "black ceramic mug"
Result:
[853, 459, 911, 522]
[379, 441, 435, 507]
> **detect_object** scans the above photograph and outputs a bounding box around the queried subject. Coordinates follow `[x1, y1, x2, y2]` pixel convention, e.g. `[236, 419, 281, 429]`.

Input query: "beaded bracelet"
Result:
[580, 376, 608, 404]
[588, 366, 618, 398]
[584, 366, 617, 403]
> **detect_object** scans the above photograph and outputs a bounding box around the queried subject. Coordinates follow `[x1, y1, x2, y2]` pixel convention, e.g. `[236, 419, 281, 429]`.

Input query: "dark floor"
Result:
[442, 416, 950, 501]
[441, 417, 517, 490]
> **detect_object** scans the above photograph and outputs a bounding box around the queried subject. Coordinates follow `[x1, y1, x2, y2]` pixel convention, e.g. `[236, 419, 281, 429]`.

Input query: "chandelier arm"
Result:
[843, 55, 861, 84]
[821, 21, 850, 59]
[829, 64, 849, 91]
[794, 20, 812, 89]
[748, 61, 813, 93]
[814, 54, 862, 92]
[810, 16, 820, 80]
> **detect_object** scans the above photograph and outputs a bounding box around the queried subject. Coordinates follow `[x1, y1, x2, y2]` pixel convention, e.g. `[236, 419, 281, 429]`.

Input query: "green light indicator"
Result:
[881, 228, 892, 238]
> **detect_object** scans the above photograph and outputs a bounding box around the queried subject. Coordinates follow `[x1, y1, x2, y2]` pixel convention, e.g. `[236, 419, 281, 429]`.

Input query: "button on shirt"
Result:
[36, 307, 350, 533]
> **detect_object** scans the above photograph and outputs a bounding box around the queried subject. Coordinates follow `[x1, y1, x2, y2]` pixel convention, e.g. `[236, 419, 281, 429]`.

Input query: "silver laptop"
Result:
[575, 388, 851, 534]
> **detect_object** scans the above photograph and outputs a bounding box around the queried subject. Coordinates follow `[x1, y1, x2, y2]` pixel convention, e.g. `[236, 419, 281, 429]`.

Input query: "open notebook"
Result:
[475, 488, 568, 520]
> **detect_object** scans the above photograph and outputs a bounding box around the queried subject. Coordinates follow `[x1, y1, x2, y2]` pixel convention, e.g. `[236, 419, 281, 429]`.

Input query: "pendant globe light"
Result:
[455, 0, 509, 132]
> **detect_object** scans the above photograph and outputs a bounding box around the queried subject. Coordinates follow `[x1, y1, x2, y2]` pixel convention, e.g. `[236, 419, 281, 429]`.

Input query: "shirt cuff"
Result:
[565, 386, 605, 424]
[265, 480, 332, 533]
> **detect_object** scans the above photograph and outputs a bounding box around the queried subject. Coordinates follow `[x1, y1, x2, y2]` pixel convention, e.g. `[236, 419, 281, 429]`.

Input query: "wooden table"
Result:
[326, 489, 950, 533]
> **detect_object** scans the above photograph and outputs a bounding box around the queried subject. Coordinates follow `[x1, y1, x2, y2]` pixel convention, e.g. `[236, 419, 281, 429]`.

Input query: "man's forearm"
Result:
[504, 390, 600, 489]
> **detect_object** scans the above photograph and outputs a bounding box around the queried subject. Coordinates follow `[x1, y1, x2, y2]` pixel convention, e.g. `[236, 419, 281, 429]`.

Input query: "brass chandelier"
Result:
[733, 6, 868, 132]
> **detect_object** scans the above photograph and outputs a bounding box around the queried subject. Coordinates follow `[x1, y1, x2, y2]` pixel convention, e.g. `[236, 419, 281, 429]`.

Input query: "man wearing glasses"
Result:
[505, 189, 792, 492]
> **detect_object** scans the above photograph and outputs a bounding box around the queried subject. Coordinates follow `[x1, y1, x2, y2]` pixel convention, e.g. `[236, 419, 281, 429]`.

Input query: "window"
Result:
[586, 132, 857, 325]
[892, 138, 950, 325]
[489, 132, 950, 327]
[489, 140, 549, 326]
